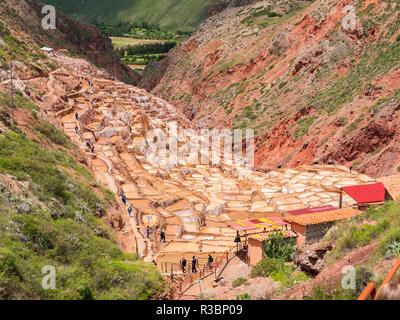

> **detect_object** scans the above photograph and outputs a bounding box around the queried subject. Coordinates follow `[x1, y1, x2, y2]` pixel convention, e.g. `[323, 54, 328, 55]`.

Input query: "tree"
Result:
[264, 231, 296, 262]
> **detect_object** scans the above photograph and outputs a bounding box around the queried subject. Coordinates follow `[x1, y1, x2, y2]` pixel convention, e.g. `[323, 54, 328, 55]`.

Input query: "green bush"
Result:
[354, 266, 374, 297]
[304, 284, 358, 300]
[264, 231, 296, 262]
[279, 81, 288, 89]
[378, 226, 400, 257]
[293, 115, 317, 139]
[270, 267, 310, 288]
[250, 257, 285, 278]
[232, 277, 250, 288]
[236, 293, 250, 300]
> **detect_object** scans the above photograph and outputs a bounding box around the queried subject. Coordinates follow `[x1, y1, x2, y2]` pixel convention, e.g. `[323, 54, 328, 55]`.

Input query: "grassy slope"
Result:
[0, 98, 166, 300]
[43, 0, 214, 32]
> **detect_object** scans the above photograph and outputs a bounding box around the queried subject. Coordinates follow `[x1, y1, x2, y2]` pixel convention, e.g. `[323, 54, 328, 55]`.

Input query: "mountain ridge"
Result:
[141, 0, 400, 178]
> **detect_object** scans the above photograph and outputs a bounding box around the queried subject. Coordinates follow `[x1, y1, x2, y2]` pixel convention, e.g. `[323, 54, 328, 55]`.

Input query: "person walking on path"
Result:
[75, 112, 79, 120]
[75, 126, 79, 134]
[127, 206, 133, 218]
[181, 258, 187, 273]
[243, 244, 249, 264]
[146, 226, 150, 239]
[207, 254, 214, 270]
[91, 145, 95, 153]
[192, 256, 197, 273]
[121, 196, 127, 205]
[160, 229, 166, 243]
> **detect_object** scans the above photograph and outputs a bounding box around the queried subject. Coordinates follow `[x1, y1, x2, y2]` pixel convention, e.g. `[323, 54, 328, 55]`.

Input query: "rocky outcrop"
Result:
[294, 240, 334, 276]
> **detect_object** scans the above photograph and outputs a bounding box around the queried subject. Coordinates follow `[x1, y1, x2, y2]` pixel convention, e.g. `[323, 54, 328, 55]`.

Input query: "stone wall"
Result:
[305, 222, 334, 245]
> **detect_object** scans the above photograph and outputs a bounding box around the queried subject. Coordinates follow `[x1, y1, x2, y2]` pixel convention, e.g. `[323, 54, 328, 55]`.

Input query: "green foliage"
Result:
[236, 292, 250, 300]
[241, 2, 306, 28]
[309, 41, 400, 113]
[0, 127, 165, 299]
[293, 115, 317, 139]
[43, 0, 213, 33]
[378, 226, 400, 258]
[279, 81, 288, 89]
[250, 256, 309, 288]
[250, 257, 286, 278]
[304, 284, 358, 300]
[116, 41, 177, 56]
[329, 201, 400, 262]
[115, 41, 177, 66]
[232, 277, 250, 288]
[304, 265, 373, 300]
[0, 92, 39, 112]
[269, 264, 310, 288]
[264, 231, 296, 262]
[33, 121, 72, 147]
[337, 220, 390, 251]
[100, 22, 180, 39]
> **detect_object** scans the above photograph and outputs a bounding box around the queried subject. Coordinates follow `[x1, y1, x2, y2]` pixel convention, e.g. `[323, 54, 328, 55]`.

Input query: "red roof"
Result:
[263, 217, 290, 226]
[341, 182, 386, 204]
[288, 205, 337, 216]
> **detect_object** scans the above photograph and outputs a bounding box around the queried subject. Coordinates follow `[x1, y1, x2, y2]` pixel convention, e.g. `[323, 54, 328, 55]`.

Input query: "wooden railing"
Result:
[358, 255, 400, 300]
[170, 243, 245, 300]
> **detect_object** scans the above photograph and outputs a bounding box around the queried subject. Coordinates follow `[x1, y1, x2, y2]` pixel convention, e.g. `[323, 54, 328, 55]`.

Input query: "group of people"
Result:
[119, 191, 132, 215]
[85, 141, 95, 153]
[180, 254, 214, 274]
[75, 112, 94, 154]
[119, 189, 168, 244]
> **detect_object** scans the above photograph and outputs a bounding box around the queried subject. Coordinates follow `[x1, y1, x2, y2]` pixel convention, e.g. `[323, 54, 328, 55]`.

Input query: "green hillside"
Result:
[43, 0, 214, 33]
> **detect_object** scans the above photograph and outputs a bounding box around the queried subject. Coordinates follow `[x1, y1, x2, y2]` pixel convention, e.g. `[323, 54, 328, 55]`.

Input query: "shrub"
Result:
[304, 284, 357, 300]
[272, 268, 310, 288]
[251, 257, 285, 278]
[236, 293, 250, 300]
[354, 266, 374, 297]
[232, 277, 249, 288]
[264, 231, 296, 262]
[378, 226, 400, 257]
[293, 115, 317, 139]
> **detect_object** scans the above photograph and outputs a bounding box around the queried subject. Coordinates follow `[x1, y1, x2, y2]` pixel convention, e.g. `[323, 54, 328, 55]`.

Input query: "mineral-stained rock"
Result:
[294, 240, 334, 276]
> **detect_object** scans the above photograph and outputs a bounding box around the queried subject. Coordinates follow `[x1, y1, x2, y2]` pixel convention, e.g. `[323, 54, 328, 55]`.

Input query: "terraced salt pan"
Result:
[59, 71, 377, 266]
[163, 241, 200, 253]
